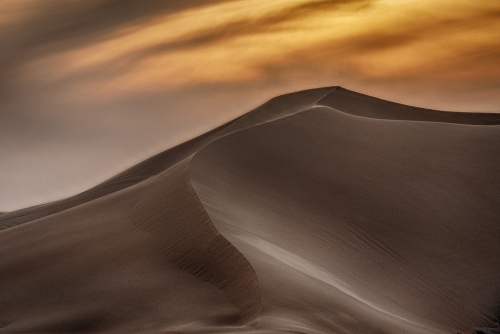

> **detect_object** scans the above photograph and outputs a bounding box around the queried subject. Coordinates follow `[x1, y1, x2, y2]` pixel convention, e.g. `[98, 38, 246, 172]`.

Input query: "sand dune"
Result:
[1, 87, 499, 333]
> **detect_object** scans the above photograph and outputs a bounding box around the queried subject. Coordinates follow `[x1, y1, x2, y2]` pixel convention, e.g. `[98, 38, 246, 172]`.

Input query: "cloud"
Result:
[116, 0, 373, 67]
[0, 0, 225, 99]
[7, 0, 377, 101]
[0, 0, 225, 53]
[3, 0, 500, 107]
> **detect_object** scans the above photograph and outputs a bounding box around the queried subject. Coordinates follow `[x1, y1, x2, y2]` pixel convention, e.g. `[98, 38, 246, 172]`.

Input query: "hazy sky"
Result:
[1, 0, 499, 211]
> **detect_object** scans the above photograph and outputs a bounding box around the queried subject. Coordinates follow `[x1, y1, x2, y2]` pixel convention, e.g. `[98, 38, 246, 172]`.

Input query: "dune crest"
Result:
[318, 87, 500, 124]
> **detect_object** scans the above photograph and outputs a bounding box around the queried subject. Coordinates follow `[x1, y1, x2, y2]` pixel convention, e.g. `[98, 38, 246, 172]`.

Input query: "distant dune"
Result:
[1, 87, 499, 334]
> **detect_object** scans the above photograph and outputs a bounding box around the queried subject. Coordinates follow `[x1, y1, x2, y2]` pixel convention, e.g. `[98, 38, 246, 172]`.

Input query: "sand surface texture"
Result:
[1, 87, 499, 333]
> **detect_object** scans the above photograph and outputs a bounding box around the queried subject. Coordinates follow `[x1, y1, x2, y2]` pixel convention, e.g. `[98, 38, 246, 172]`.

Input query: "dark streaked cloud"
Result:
[0, 0, 225, 99]
[1, 0, 225, 54]
[104, 0, 373, 70]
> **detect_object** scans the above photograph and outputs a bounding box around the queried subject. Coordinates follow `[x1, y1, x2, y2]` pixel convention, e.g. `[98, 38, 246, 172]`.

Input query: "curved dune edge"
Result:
[128, 155, 262, 323]
[125, 87, 337, 323]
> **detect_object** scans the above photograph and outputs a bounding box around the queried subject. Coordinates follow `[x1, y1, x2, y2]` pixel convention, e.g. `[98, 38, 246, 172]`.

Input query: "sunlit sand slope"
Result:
[190, 102, 500, 333]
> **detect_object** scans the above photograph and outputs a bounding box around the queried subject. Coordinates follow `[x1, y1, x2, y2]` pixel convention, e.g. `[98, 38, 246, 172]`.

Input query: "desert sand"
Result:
[0, 87, 499, 333]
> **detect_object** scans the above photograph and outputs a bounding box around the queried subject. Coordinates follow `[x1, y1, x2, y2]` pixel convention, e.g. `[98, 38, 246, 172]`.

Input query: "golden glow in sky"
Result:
[9, 0, 500, 101]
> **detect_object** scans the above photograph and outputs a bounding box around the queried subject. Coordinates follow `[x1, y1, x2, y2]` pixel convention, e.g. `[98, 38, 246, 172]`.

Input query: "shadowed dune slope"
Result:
[1, 86, 499, 333]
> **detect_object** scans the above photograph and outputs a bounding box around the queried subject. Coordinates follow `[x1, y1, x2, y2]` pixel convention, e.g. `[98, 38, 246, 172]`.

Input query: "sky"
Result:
[1, 0, 499, 212]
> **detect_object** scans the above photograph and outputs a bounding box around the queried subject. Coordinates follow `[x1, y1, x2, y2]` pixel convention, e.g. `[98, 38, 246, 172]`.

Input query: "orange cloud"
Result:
[10, 0, 497, 106]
